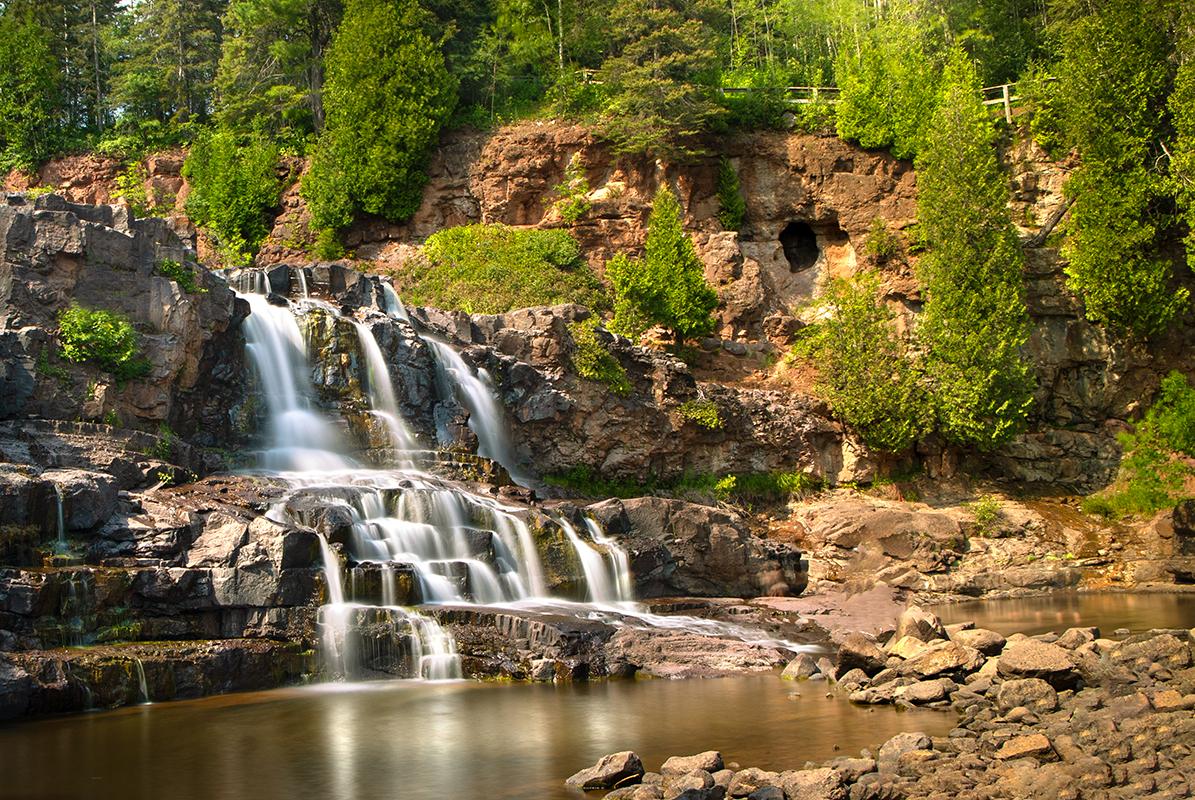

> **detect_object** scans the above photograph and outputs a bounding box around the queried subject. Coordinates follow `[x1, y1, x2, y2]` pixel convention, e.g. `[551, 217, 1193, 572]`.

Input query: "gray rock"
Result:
[836, 633, 887, 676]
[567, 751, 645, 790]
[894, 678, 953, 705]
[727, 767, 782, 797]
[816, 657, 838, 681]
[829, 757, 876, 783]
[782, 653, 819, 680]
[897, 641, 984, 679]
[746, 788, 783, 800]
[893, 606, 947, 643]
[996, 678, 1059, 713]
[948, 627, 1006, 656]
[662, 753, 724, 775]
[998, 641, 1079, 688]
[876, 732, 931, 772]
[779, 767, 847, 800]
[1055, 627, 1099, 649]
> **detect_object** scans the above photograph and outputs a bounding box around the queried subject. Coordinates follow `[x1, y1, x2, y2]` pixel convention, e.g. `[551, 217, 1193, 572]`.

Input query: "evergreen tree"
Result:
[108, 0, 226, 129]
[915, 50, 1034, 449]
[596, 0, 725, 158]
[1171, 5, 1195, 275]
[1052, 0, 1187, 337]
[834, 10, 942, 160]
[608, 185, 718, 343]
[301, 0, 457, 234]
[214, 0, 341, 141]
[0, 11, 63, 171]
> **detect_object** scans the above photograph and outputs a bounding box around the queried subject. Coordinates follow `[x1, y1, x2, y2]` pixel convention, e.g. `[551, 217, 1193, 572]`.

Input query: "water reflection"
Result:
[933, 592, 1195, 636]
[0, 676, 955, 800]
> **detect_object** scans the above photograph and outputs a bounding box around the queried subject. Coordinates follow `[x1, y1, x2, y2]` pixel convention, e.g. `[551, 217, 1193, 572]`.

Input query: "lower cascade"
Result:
[235, 271, 653, 682]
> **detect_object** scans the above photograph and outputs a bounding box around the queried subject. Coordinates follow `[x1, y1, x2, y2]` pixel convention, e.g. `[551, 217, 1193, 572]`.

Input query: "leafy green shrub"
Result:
[569, 318, 632, 395]
[716, 158, 746, 231]
[710, 471, 821, 505]
[148, 424, 177, 461]
[553, 153, 591, 225]
[183, 129, 283, 265]
[608, 185, 718, 344]
[1082, 371, 1195, 518]
[678, 398, 722, 430]
[862, 218, 901, 264]
[113, 163, 150, 217]
[795, 273, 930, 453]
[967, 494, 1003, 536]
[313, 228, 346, 261]
[155, 259, 206, 294]
[1017, 63, 1066, 158]
[57, 305, 149, 381]
[394, 224, 606, 314]
[302, 0, 456, 235]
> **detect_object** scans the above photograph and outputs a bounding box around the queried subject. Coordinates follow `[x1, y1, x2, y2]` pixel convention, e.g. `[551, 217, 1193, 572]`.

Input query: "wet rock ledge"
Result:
[566, 611, 1195, 800]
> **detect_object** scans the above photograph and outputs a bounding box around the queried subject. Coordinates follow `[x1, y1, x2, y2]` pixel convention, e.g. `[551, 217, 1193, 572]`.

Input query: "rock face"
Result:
[566, 751, 645, 790]
[0, 195, 246, 445]
[586, 497, 805, 597]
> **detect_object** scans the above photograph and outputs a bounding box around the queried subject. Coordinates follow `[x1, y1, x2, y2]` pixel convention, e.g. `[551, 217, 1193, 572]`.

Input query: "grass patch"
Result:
[391, 224, 607, 314]
[544, 466, 821, 507]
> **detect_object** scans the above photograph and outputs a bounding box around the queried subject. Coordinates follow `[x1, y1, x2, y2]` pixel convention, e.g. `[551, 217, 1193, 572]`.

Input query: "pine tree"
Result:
[1053, 0, 1187, 337]
[608, 185, 718, 343]
[1171, 5, 1195, 276]
[0, 11, 63, 171]
[915, 50, 1034, 449]
[596, 0, 725, 158]
[214, 0, 341, 141]
[108, 0, 226, 129]
[301, 0, 457, 235]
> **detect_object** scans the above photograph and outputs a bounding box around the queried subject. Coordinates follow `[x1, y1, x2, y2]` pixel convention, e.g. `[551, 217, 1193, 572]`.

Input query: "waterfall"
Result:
[133, 659, 150, 705]
[296, 268, 309, 298]
[380, 282, 410, 322]
[426, 339, 529, 485]
[559, 517, 628, 605]
[52, 483, 65, 553]
[351, 319, 419, 457]
[240, 292, 354, 472]
[586, 518, 634, 603]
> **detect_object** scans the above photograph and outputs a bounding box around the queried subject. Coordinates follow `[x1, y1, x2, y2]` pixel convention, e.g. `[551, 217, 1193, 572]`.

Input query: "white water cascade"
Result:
[52, 483, 65, 554]
[351, 319, 419, 457]
[235, 268, 799, 682]
[425, 339, 530, 485]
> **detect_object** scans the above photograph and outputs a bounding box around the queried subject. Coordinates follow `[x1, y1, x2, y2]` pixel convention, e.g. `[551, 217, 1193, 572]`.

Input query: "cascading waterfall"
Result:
[134, 659, 150, 705]
[52, 483, 65, 554]
[425, 339, 530, 485]
[236, 268, 793, 683]
[351, 319, 419, 457]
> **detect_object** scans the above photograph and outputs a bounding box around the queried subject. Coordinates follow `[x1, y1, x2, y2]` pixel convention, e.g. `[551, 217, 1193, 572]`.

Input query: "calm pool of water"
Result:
[0, 673, 954, 800]
[932, 591, 1195, 636]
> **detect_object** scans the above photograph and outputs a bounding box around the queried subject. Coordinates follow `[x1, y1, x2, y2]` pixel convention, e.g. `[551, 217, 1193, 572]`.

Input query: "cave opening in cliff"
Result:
[780, 221, 819, 272]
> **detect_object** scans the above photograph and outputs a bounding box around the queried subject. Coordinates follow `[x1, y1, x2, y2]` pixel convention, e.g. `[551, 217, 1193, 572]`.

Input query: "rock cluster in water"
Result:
[570, 607, 1195, 800]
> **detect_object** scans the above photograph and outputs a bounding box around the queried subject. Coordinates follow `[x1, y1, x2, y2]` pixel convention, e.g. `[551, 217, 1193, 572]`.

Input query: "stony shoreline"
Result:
[565, 606, 1195, 800]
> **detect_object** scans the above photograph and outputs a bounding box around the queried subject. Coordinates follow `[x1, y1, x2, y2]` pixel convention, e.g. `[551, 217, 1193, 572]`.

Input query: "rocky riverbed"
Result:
[566, 605, 1195, 800]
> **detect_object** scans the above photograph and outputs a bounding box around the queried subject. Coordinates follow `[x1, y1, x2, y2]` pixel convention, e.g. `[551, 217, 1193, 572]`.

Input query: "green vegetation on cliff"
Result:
[0, 12, 62, 171]
[57, 305, 149, 381]
[607, 185, 718, 344]
[391, 224, 606, 314]
[302, 0, 456, 241]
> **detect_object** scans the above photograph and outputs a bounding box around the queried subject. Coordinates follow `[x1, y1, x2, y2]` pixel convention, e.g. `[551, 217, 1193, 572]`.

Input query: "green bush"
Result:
[608, 185, 718, 344]
[862, 217, 901, 264]
[155, 259, 206, 294]
[552, 153, 591, 225]
[678, 398, 722, 430]
[569, 318, 632, 395]
[967, 494, 1003, 536]
[302, 0, 457, 234]
[394, 224, 607, 314]
[57, 305, 149, 381]
[795, 273, 930, 453]
[716, 158, 746, 231]
[1082, 371, 1195, 518]
[112, 163, 150, 217]
[183, 129, 283, 265]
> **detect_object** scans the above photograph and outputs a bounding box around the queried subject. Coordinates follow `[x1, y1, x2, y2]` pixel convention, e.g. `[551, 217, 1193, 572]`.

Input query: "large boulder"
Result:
[894, 606, 947, 643]
[727, 768, 782, 797]
[778, 767, 846, 800]
[586, 497, 805, 598]
[897, 641, 984, 679]
[835, 632, 887, 676]
[996, 678, 1059, 713]
[566, 751, 645, 790]
[876, 732, 931, 772]
[662, 753, 724, 775]
[998, 641, 1080, 689]
[949, 627, 1006, 656]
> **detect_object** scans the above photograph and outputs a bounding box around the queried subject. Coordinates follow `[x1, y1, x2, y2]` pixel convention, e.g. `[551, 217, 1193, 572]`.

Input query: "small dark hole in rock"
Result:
[780, 221, 819, 272]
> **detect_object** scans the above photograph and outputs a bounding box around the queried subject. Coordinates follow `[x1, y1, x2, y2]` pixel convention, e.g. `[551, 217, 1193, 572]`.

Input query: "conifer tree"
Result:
[608, 185, 718, 343]
[301, 0, 456, 236]
[915, 50, 1034, 449]
[0, 12, 63, 171]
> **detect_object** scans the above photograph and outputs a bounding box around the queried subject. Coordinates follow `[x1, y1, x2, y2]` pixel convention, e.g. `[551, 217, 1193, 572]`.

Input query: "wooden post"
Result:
[1002, 84, 1012, 124]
